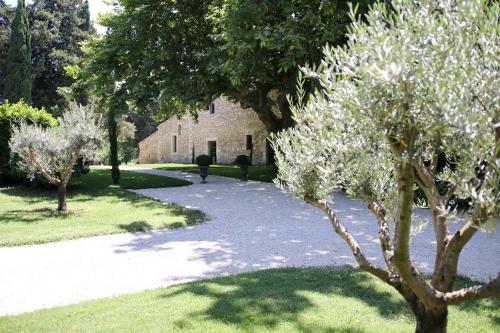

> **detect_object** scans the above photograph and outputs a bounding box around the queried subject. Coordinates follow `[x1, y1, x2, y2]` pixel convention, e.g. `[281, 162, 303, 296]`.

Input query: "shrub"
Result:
[0, 100, 57, 185]
[234, 155, 251, 166]
[195, 155, 212, 167]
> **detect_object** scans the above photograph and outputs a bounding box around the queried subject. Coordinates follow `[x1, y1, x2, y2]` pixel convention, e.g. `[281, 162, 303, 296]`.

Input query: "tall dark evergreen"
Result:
[5, 0, 31, 104]
[77, 0, 91, 33]
[0, 0, 15, 98]
[30, 0, 93, 111]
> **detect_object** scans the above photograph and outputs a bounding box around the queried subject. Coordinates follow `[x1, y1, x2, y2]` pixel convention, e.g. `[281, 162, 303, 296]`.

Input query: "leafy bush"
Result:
[195, 155, 212, 167]
[0, 101, 57, 185]
[234, 155, 251, 166]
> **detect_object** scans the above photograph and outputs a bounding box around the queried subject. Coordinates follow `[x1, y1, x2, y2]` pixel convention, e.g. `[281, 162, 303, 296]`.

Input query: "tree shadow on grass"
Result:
[0, 207, 77, 224]
[160, 267, 409, 332]
[159, 267, 499, 332]
[118, 221, 153, 232]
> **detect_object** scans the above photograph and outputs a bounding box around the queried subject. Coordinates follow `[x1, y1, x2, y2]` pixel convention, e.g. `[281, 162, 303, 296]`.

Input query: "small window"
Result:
[178, 124, 182, 136]
[209, 102, 215, 114]
[246, 135, 253, 150]
[172, 135, 177, 153]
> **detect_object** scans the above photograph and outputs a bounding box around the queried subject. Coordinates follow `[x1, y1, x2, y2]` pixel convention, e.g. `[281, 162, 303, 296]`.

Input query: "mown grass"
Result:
[0, 267, 497, 332]
[0, 169, 204, 246]
[130, 163, 278, 183]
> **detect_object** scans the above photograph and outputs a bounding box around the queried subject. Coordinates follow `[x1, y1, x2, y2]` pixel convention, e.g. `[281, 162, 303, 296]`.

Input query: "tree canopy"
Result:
[273, 0, 499, 331]
[85, 0, 372, 132]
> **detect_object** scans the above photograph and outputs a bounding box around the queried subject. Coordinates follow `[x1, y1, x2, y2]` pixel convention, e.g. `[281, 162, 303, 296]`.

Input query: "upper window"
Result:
[246, 135, 253, 150]
[172, 135, 177, 153]
[210, 102, 215, 114]
[178, 124, 182, 136]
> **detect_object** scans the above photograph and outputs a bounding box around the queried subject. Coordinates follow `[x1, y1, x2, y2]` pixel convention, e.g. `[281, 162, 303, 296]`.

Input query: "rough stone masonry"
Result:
[139, 97, 270, 164]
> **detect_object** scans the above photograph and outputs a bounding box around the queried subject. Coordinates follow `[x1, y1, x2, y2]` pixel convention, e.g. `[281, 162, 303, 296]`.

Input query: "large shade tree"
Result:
[273, 0, 499, 332]
[85, 0, 372, 133]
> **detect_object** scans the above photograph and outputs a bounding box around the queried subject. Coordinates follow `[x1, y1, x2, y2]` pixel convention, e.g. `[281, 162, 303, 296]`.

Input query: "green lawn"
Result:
[0, 267, 497, 333]
[129, 163, 278, 183]
[0, 168, 204, 247]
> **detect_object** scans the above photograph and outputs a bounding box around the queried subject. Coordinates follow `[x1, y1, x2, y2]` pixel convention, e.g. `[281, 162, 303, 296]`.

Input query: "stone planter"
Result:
[199, 166, 209, 183]
[239, 165, 248, 181]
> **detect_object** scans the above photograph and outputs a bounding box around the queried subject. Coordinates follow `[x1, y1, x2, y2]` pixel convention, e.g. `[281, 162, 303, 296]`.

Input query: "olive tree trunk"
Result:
[410, 301, 448, 333]
[57, 183, 67, 212]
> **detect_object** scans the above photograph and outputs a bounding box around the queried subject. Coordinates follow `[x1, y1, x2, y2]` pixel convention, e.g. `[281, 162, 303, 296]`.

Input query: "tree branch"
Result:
[445, 203, 486, 256]
[357, 191, 395, 271]
[28, 150, 60, 186]
[392, 157, 442, 308]
[441, 272, 500, 305]
[305, 197, 391, 284]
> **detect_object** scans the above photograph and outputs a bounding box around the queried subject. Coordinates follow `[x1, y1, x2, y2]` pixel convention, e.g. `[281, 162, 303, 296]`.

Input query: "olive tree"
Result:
[272, 1, 499, 332]
[10, 103, 103, 211]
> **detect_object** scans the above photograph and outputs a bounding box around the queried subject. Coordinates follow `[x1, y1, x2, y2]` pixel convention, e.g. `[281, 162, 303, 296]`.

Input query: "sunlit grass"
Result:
[0, 169, 204, 246]
[0, 267, 497, 332]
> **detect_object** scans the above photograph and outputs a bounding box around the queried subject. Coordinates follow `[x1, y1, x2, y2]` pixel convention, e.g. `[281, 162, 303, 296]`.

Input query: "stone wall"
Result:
[138, 131, 160, 164]
[138, 97, 270, 165]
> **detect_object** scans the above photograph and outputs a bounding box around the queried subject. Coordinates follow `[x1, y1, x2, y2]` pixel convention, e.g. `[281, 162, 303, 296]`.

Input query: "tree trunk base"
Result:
[57, 184, 67, 212]
[412, 303, 448, 333]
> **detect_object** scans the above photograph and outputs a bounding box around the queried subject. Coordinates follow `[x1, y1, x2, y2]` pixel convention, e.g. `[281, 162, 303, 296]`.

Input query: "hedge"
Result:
[0, 100, 57, 185]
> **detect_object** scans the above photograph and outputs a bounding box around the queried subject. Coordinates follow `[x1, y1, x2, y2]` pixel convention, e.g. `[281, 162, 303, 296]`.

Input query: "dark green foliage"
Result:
[0, 0, 93, 110]
[5, 0, 31, 104]
[235, 155, 252, 166]
[77, 0, 91, 33]
[0, 101, 57, 184]
[29, 0, 93, 111]
[120, 138, 137, 165]
[195, 155, 213, 167]
[0, 0, 14, 97]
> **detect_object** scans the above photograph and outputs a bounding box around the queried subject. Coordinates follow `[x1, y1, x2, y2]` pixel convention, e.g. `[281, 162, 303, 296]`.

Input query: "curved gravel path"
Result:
[0, 167, 498, 316]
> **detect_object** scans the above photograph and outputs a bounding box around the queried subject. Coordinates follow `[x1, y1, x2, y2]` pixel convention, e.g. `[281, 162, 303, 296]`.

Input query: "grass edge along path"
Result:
[0, 267, 497, 333]
[0, 168, 205, 247]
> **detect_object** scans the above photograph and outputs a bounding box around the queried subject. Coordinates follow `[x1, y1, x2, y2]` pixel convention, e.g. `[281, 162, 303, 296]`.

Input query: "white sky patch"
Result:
[5, 0, 112, 35]
[89, 0, 113, 34]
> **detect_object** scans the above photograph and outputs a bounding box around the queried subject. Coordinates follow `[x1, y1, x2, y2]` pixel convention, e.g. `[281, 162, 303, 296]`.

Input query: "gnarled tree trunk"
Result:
[406, 297, 448, 333]
[57, 183, 67, 212]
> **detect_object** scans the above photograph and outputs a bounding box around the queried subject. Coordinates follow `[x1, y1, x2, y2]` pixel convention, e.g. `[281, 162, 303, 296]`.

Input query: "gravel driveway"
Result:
[0, 168, 498, 316]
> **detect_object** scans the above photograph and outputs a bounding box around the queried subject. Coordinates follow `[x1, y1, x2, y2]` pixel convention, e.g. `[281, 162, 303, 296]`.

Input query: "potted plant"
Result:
[235, 155, 251, 181]
[195, 155, 212, 183]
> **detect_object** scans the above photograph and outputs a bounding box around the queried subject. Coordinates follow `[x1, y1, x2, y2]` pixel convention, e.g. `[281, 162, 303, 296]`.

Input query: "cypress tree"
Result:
[78, 0, 91, 33]
[0, 0, 15, 98]
[5, 0, 31, 104]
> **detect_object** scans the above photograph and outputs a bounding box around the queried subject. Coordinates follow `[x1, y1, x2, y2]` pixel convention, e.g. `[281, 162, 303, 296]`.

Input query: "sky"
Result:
[5, 0, 112, 34]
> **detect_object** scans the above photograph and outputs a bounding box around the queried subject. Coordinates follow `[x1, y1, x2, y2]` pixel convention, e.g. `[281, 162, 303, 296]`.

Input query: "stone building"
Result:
[138, 97, 271, 165]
